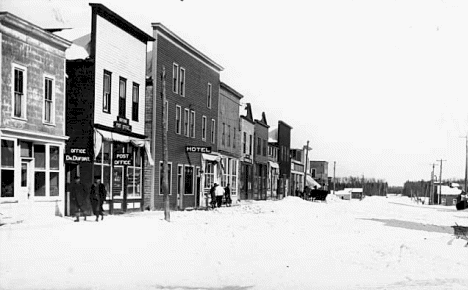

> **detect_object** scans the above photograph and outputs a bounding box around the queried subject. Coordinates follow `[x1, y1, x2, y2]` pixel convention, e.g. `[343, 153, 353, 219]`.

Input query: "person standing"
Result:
[209, 183, 217, 209]
[90, 177, 107, 221]
[70, 176, 88, 222]
[224, 184, 232, 207]
[215, 183, 225, 208]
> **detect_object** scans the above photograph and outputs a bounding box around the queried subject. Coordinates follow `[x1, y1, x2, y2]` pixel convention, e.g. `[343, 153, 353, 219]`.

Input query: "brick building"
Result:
[269, 121, 292, 198]
[310, 160, 329, 189]
[253, 112, 269, 200]
[218, 82, 243, 204]
[65, 4, 154, 215]
[145, 23, 223, 210]
[0, 12, 71, 219]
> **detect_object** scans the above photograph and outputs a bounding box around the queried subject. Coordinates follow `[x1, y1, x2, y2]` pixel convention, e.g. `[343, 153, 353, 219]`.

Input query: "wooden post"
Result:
[161, 66, 170, 221]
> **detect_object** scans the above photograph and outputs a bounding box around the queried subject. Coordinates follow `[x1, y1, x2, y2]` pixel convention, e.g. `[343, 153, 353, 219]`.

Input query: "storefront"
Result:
[200, 152, 223, 207]
[219, 155, 239, 204]
[267, 161, 279, 199]
[240, 160, 253, 200]
[65, 127, 153, 215]
[290, 161, 304, 196]
[253, 162, 267, 200]
[1, 130, 66, 220]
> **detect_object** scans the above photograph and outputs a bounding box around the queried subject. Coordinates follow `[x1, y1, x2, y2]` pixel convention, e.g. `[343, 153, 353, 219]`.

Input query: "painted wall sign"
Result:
[114, 116, 132, 132]
[65, 148, 91, 163]
[185, 146, 212, 153]
[114, 153, 133, 166]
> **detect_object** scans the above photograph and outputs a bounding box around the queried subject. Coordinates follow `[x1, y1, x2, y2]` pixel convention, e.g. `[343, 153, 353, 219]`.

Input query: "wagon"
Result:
[452, 223, 468, 247]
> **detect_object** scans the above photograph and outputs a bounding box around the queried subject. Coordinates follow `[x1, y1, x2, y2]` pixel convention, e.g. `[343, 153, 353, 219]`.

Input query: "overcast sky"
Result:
[4, 0, 468, 186]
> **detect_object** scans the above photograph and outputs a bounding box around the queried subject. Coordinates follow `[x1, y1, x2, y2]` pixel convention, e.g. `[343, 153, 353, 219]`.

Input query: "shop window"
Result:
[159, 162, 172, 195]
[231, 160, 238, 196]
[1, 170, 14, 198]
[127, 146, 142, 198]
[34, 172, 46, 196]
[50, 146, 59, 170]
[50, 172, 59, 196]
[95, 141, 111, 199]
[112, 166, 124, 198]
[184, 166, 194, 195]
[1, 140, 14, 168]
[34, 145, 46, 169]
[204, 163, 214, 189]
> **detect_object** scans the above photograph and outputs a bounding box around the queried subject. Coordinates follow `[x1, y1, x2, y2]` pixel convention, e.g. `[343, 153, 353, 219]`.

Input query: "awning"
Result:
[306, 175, 321, 189]
[94, 129, 154, 166]
[268, 161, 279, 169]
[201, 153, 222, 163]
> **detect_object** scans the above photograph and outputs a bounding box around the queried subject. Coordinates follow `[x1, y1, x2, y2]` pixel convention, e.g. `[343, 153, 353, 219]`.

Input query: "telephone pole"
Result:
[429, 163, 436, 205]
[161, 66, 170, 221]
[303, 140, 310, 199]
[460, 134, 468, 192]
[333, 161, 336, 194]
[437, 159, 446, 205]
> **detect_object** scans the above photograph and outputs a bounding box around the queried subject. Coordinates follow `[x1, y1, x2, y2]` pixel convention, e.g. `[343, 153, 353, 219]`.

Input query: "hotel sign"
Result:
[185, 146, 212, 153]
[114, 116, 132, 132]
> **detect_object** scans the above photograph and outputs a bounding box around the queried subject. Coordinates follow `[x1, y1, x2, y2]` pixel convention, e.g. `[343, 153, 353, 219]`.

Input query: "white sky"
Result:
[3, 0, 468, 186]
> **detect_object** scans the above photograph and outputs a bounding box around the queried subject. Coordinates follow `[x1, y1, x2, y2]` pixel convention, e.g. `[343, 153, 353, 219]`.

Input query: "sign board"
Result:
[114, 153, 133, 166]
[65, 148, 91, 163]
[114, 116, 132, 132]
[185, 146, 212, 153]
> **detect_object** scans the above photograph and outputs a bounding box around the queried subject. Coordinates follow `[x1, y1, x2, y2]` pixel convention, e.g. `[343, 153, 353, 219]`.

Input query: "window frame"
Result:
[172, 63, 179, 94]
[179, 67, 186, 97]
[190, 110, 195, 138]
[202, 115, 207, 141]
[118, 77, 127, 118]
[132, 82, 139, 121]
[43, 75, 55, 125]
[12, 64, 27, 120]
[211, 119, 216, 144]
[103, 70, 112, 114]
[175, 105, 182, 134]
[184, 108, 189, 137]
[207, 83, 212, 109]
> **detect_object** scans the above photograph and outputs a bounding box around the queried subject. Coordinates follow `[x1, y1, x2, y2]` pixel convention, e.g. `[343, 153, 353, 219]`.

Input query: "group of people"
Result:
[209, 183, 232, 209]
[69, 176, 107, 222]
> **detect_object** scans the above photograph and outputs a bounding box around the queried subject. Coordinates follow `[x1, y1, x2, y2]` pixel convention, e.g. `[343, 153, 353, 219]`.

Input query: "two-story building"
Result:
[0, 12, 71, 220]
[145, 23, 223, 210]
[269, 121, 292, 198]
[290, 148, 304, 195]
[310, 160, 329, 189]
[239, 103, 255, 200]
[253, 113, 269, 200]
[65, 4, 154, 215]
[218, 82, 243, 204]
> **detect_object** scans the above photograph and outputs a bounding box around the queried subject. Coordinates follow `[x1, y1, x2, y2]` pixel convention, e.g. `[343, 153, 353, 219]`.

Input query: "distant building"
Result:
[253, 112, 269, 200]
[269, 121, 292, 198]
[239, 103, 255, 200]
[290, 148, 304, 196]
[267, 132, 280, 199]
[0, 12, 71, 219]
[310, 160, 329, 190]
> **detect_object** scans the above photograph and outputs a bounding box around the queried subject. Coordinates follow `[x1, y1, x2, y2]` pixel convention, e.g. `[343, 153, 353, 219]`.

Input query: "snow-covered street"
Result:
[1, 195, 468, 290]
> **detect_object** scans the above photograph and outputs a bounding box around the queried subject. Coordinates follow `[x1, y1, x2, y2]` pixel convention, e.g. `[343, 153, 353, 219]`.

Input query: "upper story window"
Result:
[263, 140, 267, 156]
[119, 77, 127, 118]
[311, 168, 316, 178]
[190, 110, 195, 138]
[44, 76, 54, 124]
[233, 127, 236, 149]
[103, 70, 111, 113]
[184, 108, 189, 137]
[222, 123, 225, 146]
[257, 137, 261, 155]
[172, 63, 179, 94]
[132, 83, 139, 121]
[179, 68, 186, 97]
[13, 65, 27, 119]
[243, 132, 246, 154]
[164, 100, 169, 132]
[211, 119, 216, 144]
[202, 116, 207, 141]
[249, 134, 253, 155]
[207, 83, 212, 109]
[175, 105, 181, 134]
[227, 125, 231, 147]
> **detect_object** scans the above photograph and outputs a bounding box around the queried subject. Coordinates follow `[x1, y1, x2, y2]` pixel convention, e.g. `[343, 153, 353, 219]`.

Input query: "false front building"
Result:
[145, 23, 223, 210]
[65, 4, 154, 215]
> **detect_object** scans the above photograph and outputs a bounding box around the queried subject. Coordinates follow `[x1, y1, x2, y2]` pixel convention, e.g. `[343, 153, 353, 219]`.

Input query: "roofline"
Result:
[279, 120, 293, 129]
[255, 119, 269, 128]
[240, 115, 255, 124]
[90, 3, 154, 43]
[152, 22, 224, 72]
[0, 12, 71, 50]
[220, 82, 244, 99]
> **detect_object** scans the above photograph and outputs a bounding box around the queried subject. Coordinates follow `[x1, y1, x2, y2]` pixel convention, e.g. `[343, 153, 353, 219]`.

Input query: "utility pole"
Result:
[303, 140, 310, 199]
[333, 161, 336, 194]
[161, 66, 170, 221]
[437, 159, 446, 205]
[461, 134, 468, 192]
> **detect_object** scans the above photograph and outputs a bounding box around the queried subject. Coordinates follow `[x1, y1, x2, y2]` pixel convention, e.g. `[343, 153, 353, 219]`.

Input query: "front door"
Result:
[19, 160, 32, 201]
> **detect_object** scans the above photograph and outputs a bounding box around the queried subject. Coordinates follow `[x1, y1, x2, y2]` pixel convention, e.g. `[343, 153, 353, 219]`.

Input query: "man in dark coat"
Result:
[209, 184, 217, 209]
[70, 176, 88, 222]
[90, 177, 107, 221]
[224, 184, 232, 207]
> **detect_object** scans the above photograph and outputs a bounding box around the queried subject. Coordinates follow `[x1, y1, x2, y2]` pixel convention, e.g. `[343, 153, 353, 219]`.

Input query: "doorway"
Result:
[19, 159, 32, 201]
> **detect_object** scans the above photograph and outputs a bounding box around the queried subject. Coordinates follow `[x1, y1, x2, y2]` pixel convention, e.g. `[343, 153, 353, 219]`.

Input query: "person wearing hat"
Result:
[209, 183, 217, 209]
[70, 176, 88, 222]
[90, 176, 107, 221]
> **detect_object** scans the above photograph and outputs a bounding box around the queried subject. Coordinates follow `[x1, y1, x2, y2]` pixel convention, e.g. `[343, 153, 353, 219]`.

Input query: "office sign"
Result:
[185, 146, 212, 153]
[65, 148, 92, 163]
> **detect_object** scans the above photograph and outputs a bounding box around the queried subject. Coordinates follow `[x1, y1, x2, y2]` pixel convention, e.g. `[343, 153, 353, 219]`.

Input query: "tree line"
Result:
[333, 176, 388, 196]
